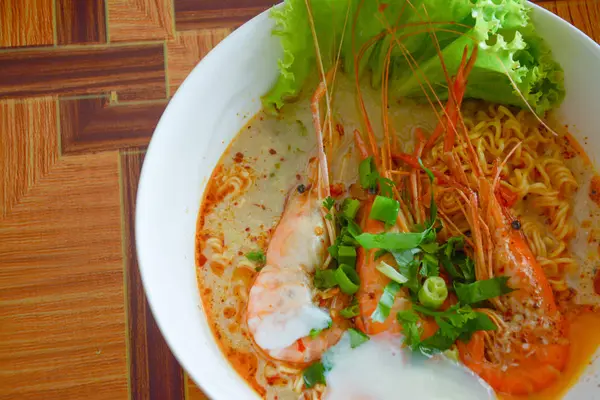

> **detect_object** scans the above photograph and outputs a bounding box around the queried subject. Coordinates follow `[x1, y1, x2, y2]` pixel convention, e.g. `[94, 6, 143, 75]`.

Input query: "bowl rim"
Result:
[135, 2, 600, 398]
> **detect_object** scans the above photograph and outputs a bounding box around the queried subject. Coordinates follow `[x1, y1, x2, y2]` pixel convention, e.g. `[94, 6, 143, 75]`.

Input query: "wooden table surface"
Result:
[0, 1, 598, 399]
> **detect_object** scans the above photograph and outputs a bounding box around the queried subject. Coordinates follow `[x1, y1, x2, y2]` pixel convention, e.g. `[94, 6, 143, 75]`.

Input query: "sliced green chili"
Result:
[418, 276, 448, 310]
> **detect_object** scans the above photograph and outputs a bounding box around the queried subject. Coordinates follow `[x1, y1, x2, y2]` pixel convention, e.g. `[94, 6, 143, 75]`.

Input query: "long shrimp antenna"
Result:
[324, 0, 352, 157]
[304, 0, 333, 199]
[492, 142, 522, 192]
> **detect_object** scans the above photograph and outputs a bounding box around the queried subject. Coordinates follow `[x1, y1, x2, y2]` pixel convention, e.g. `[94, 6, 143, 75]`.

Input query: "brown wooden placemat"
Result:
[0, 1, 598, 399]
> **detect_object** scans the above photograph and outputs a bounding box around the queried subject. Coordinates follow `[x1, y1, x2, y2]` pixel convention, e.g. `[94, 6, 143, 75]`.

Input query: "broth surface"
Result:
[196, 75, 600, 399]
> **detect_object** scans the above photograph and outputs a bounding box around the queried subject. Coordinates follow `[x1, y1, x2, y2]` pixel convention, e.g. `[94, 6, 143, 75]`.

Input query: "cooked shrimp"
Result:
[394, 45, 569, 395]
[455, 178, 569, 395]
[247, 166, 344, 364]
[247, 67, 346, 364]
[355, 198, 409, 335]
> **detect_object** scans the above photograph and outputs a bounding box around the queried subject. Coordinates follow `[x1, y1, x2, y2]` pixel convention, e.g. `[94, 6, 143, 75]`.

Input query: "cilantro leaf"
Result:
[458, 312, 498, 341]
[246, 250, 266, 264]
[454, 276, 514, 305]
[419, 330, 457, 353]
[411, 304, 497, 354]
[396, 310, 423, 350]
[420, 253, 440, 277]
[393, 255, 420, 294]
[355, 231, 429, 251]
[303, 362, 326, 388]
[439, 236, 475, 283]
[323, 196, 335, 210]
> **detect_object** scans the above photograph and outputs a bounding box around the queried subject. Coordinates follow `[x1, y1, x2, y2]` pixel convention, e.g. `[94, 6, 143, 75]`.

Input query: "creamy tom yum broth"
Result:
[195, 1, 600, 399]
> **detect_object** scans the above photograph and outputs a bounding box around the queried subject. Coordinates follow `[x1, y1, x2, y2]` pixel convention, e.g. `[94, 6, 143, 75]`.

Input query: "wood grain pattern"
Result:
[0, 152, 127, 400]
[121, 151, 186, 400]
[167, 29, 232, 94]
[556, 0, 600, 42]
[0, 98, 58, 217]
[59, 96, 165, 154]
[0, 0, 54, 48]
[174, 0, 278, 30]
[108, 0, 175, 42]
[0, 44, 165, 99]
[56, 0, 107, 45]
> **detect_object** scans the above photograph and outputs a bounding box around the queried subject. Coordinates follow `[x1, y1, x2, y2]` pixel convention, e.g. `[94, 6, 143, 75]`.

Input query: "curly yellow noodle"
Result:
[214, 164, 254, 199]
[425, 102, 579, 292]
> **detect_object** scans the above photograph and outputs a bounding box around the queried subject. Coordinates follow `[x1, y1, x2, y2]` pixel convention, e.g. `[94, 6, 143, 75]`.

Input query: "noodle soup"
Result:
[191, 1, 600, 399]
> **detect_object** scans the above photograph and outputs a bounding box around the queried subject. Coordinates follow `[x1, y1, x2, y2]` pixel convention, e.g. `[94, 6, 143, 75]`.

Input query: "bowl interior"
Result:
[136, 4, 600, 399]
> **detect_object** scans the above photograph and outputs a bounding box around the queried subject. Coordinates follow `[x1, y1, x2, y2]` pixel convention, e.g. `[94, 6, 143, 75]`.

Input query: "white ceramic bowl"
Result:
[136, 3, 600, 399]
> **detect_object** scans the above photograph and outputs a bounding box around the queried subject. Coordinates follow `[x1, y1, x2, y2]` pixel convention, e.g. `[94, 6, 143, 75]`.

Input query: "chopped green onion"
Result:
[376, 260, 408, 285]
[418, 276, 448, 309]
[303, 362, 326, 388]
[335, 264, 360, 295]
[314, 269, 337, 290]
[454, 276, 514, 305]
[346, 219, 362, 237]
[418, 158, 438, 226]
[359, 156, 377, 189]
[371, 281, 401, 323]
[327, 244, 339, 259]
[369, 195, 400, 226]
[348, 328, 370, 348]
[338, 246, 357, 267]
[378, 177, 395, 198]
[391, 248, 420, 267]
[342, 198, 360, 220]
[246, 250, 266, 264]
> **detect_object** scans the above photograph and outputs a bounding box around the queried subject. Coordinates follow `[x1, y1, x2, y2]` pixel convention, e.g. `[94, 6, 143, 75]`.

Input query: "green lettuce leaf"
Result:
[261, 0, 564, 115]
